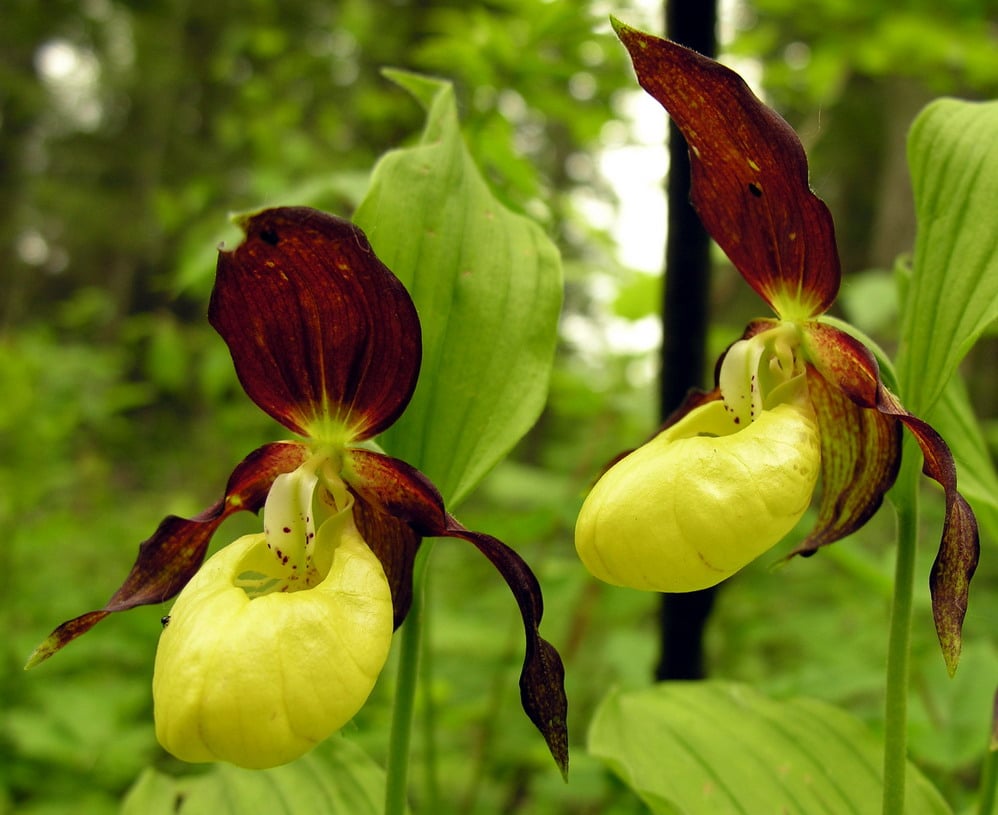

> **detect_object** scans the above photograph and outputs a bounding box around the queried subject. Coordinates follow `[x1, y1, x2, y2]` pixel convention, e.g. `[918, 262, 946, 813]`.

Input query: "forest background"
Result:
[2, 0, 996, 813]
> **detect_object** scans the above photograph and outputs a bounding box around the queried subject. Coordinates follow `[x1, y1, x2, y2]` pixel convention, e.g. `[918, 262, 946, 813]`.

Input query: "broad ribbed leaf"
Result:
[900, 99, 998, 417]
[353, 71, 562, 506]
[589, 682, 951, 815]
[211, 208, 421, 441]
[612, 19, 839, 320]
[122, 736, 393, 815]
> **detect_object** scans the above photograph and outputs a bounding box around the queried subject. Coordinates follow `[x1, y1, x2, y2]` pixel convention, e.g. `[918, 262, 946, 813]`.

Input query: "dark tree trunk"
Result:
[654, 0, 719, 682]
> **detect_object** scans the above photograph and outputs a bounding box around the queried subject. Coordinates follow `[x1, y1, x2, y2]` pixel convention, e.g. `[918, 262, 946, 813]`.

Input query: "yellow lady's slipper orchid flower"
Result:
[153, 464, 392, 768]
[579, 21, 980, 673]
[27, 207, 568, 772]
[579, 324, 821, 591]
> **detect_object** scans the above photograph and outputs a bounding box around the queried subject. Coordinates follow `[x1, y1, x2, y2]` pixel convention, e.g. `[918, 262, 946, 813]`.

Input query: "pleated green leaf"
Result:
[588, 682, 951, 815]
[899, 98, 998, 416]
[353, 70, 562, 506]
[121, 736, 395, 815]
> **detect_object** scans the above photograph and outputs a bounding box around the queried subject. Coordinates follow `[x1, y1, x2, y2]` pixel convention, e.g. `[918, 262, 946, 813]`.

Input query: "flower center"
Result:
[235, 447, 353, 597]
[718, 322, 807, 426]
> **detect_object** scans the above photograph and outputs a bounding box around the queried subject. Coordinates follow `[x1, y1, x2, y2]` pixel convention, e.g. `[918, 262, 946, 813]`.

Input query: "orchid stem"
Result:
[420, 560, 441, 812]
[979, 741, 997, 815]
[385, 542, 434, 815]
[882, 449, 920, 815]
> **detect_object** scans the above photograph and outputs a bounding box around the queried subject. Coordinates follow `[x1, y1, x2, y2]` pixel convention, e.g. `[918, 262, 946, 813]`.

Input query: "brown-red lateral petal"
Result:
[26, 441, 307, 668]
[790, 366, 901, 557]
[349, 490, 421, 630]
[612, 20, 839, 318]
[211, 207, 421, 441]
[802, 321, 980, 674]
[343, 448, 570, 776]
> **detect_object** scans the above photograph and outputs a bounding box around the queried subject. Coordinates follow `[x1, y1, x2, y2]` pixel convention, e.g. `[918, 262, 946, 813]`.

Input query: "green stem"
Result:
[420, 562, 440, 812]
[385, 544, 434, 815]
[978, 741, 997, 815]
[882, 450, 920, 815]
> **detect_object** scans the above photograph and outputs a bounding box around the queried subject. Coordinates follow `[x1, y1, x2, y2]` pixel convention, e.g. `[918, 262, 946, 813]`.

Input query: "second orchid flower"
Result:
[576, 22, 979, 674]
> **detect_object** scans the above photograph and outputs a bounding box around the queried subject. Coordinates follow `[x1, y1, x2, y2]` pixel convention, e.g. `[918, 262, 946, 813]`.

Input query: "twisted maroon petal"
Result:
[789, 366, 902, 557]
[26, 442, 308, 668]
[211, 207, 421, 440]
[803, 322, 979, 673]
[343, 448, 569, 776]
[349, 489, 421, 630]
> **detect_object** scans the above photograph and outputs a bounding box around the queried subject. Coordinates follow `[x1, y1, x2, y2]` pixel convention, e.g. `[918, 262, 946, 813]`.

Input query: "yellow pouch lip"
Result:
[153, 519, 393, 769]
[575, 397, 820, 593]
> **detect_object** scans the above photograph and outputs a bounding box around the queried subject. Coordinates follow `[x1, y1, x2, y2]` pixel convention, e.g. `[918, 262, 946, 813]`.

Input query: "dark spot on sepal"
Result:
[748, 182, 763, 198]
[259, 228, 280, 246]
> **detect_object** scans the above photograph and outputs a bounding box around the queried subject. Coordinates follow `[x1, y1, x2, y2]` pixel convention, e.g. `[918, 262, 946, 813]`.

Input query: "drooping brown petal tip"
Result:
[211, 207, 422, 442]
[25, 442, 307, 669]
[803, 322, 980, 673]
[344, 449, 570, 775]
[918, 432, 979, 676]
[446, 516, 570, 778]
[611, 18, 839, 320]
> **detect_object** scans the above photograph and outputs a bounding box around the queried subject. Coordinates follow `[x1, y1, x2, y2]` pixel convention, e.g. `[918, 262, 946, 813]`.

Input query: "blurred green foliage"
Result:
[1, 0, 995, 813]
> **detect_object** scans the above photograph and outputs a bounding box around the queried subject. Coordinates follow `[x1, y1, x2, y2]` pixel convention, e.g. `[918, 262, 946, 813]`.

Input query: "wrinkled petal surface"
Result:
[153, 524, 393, 769]
[803, 321, 980, 673]
[26, 442, 307, 668]
[612, 20, 839, 320]
[576, 397, 820, 593]
[790, 366, 902, 556]
[211, 207, 421, 441]
[343, 448, 569, 776]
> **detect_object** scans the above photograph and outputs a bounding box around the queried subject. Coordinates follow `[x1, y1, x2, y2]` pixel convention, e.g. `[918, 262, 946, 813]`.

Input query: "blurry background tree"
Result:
[1, 1, 995, 814]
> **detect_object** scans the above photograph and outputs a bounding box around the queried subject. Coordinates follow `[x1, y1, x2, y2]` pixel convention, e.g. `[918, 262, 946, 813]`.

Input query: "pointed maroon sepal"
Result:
[802, 322, 980, 673]
[211, 207, 422, 441]
[344, 448, 570, 776]
[612, 20, 839, 319]
[25, 442, 308, 668]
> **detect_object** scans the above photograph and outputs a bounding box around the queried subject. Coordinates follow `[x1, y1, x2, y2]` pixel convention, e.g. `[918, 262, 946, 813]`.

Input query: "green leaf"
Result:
[353, 70, 563, 506]
[588, 681, 952, 815]
[898, 98, 998, 415]
[908, 640, 998, 771]
[120, 736, 393, 815]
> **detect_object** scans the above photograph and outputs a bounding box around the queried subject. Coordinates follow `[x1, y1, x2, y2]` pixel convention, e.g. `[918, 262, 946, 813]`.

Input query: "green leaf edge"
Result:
[587, 681, 953, 815]
[355, 70, 563, 506]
